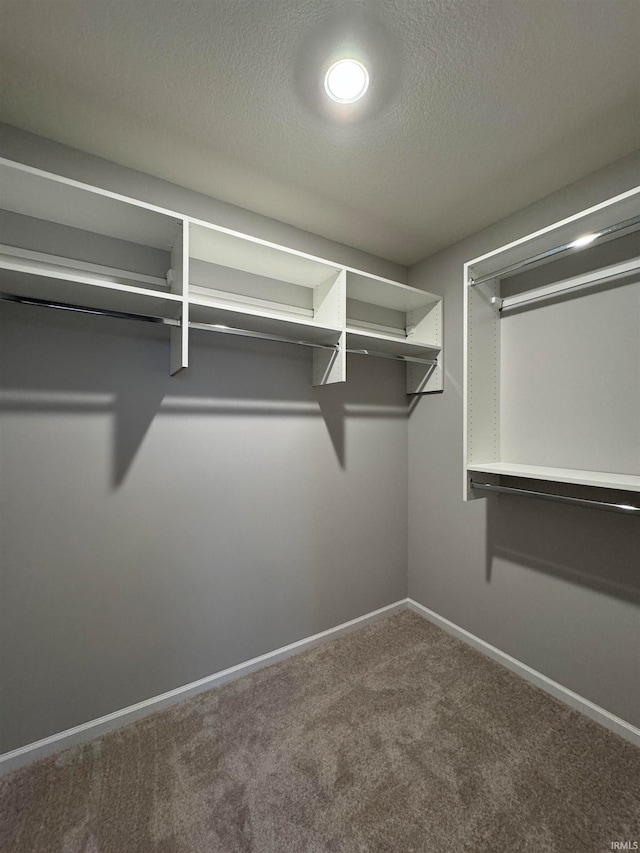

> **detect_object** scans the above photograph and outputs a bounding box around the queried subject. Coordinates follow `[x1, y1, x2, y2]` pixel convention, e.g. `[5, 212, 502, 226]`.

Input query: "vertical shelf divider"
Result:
[170, 219, 189, 375]
[406, 300, 443, 394]
[313, 268, 346, 386]
[464, 270, 500, 499]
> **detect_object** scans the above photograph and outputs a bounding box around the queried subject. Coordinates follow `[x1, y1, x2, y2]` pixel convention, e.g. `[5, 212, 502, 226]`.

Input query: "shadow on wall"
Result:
[0, 304, 410, 484]
[484, 482, 640, 604]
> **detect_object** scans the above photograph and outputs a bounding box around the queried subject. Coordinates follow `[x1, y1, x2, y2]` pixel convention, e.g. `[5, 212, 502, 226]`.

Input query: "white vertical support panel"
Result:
[406, 356, 442, 395]
[407, 299, 442, 347]
[406, 300, 443, 394]
[313, 269, 346, 386]
[464, 265, 500, 499]
[170, 219, 189, 375]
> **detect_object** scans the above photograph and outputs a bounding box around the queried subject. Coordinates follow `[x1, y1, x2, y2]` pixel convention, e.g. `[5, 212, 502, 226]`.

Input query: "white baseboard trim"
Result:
[406, 598, 640, 748]
[3, 596, 637, 776]
[0, 599, 406, 776]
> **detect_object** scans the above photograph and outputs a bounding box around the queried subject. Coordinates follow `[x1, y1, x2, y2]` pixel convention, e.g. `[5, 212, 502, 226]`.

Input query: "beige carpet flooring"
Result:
[1, 609, 639, 852]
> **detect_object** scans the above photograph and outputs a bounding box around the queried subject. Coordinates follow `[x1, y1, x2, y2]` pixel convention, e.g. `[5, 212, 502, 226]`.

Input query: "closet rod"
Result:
[346, 348, 437, 366]
[189, 320, 335, 351]
[0, 293, 337, 351]
[494, 256, 640, 312]
[0, 294, 439, 366]
[470, 480, 640, 516]
[468, 214, 640, 288]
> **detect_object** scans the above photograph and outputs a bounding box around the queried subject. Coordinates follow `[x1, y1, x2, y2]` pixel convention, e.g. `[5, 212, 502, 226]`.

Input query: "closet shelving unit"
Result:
[0, 157, 443, 393]
[187, 220, 346, 386]
[346, 271, 442, 393]
[0, 157, 189, 373]
[463, 185, 640, 506]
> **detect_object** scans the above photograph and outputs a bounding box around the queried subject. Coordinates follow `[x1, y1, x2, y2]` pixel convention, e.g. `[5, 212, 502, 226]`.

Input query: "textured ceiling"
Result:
[0, 0, 639, 265]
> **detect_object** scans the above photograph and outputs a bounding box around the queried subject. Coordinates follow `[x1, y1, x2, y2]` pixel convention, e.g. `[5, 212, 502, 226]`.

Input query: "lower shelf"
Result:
[467, 462, 640, 492]
[189, 298, 342, 345]
[346, 327, 440, 359]
[0, 267, 183, 319]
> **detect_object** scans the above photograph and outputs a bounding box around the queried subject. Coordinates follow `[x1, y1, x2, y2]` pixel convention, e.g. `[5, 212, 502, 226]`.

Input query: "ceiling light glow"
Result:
[570, 233, 598, 248]
[324, 59, 369, 104]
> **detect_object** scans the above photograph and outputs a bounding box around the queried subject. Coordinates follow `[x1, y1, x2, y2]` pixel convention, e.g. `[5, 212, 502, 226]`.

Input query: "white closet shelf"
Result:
[0, 248, 170, 291]
[0, 259, 183, 319]
[346, 327, 440, 358]
[0, 158, 182, 250]
[190, 222, 341, 289]
[346, 271, 439, 312]
[467, 462, 640, 493]
[189, 298, 342, 345]
[188, 282, 313, 320]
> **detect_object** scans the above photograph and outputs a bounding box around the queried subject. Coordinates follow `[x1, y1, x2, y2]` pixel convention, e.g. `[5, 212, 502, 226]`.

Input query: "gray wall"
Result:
[408, 151, 640, 727]
[0, 127, 409, 753]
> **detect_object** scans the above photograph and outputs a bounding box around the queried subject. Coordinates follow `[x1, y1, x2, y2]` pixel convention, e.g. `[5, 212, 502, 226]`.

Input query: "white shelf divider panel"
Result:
[169, 220, 189, 375]
[312, 269, 346, 386]
[346, 270, 443, 393]
[464, 185, 640, 502]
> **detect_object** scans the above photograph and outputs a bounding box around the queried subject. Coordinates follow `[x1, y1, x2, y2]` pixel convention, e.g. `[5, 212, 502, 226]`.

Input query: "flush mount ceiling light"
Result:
[324, 59, 369, 103]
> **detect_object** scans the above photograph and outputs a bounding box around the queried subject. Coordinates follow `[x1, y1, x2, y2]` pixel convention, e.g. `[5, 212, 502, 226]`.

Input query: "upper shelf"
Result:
[346, 270, 440, 312]
[190, 222, 341, 289]
[0, 158, 182, 250]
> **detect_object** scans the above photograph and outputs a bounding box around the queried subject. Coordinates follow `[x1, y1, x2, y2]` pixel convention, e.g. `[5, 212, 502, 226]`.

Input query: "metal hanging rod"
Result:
[0, 293, 338, 351]
[468, 214, 640, 288]
[470, 480, 640, 516]
[189, 319, 336, 351]
[346, 348, 437, 366]
[492, 256, 640, 312]
[0, 293, 439, 366]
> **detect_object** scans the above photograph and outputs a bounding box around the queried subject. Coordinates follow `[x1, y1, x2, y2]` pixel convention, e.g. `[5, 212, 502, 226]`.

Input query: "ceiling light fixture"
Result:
[324, 59, 369, 103]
